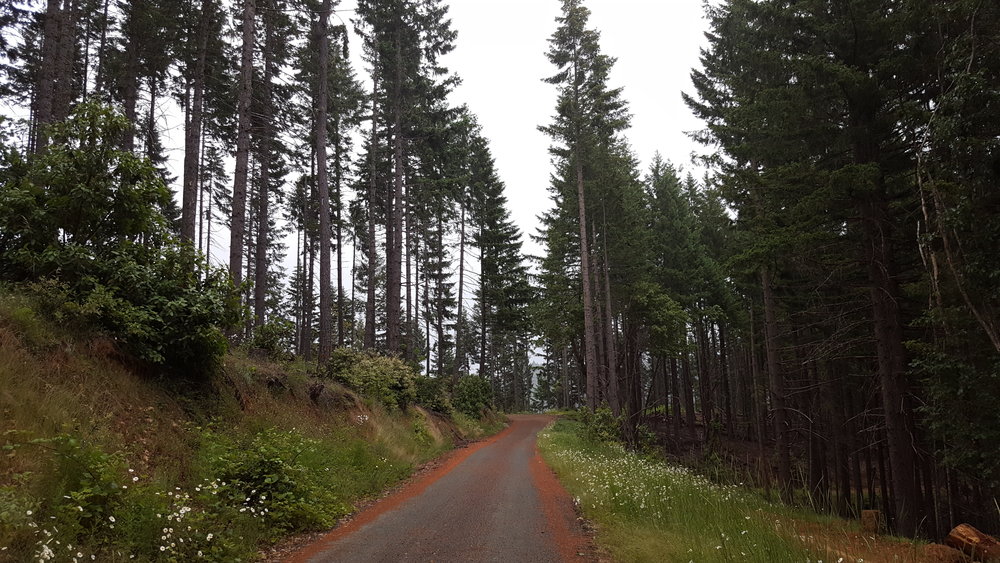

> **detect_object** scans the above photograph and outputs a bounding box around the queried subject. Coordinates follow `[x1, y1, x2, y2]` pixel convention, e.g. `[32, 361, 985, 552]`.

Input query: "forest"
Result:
[1, 0, 999, 551]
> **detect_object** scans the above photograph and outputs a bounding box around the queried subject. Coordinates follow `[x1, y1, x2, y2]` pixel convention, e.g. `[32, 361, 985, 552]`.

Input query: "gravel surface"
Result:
[288, 415, 590, 563]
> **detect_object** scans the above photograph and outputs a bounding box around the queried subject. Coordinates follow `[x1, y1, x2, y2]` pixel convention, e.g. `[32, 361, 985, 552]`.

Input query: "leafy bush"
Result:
[249, 318, 296, 361]
[325, 348, 416, 409]
[581, 405, 622, 443]
[414, 375, 453, 414]
[2, 433, 131, 560]
[913, 349, 1000, 488]
[453, 375, 493, 417]
[0, 102, 241, 376]
[202, 427, 345, 537]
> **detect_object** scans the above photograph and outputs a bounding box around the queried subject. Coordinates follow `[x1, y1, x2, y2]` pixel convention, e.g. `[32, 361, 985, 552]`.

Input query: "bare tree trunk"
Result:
[454, 201, 467, 384]
[182, 0, 210, 245]
[93, 0, 109, 93]
[480, 231, 488, 380]
[33, 1, 60, 149]
[230, 0, 255, 290]
[145, 75, 157, 159]
[52, 0, 78, 124]
[197, 129, 206, 256]
[404, 178, 412, 358]
[304, 232, 315, 362]
[562, 347, 571, 408]
[335, 117, 345, 348]
[435, 215, 446, 376]
[254, 2, 279, 327]
[315, 0, 333, 363]
[863, 195, 919, 535]
[762, 265, 791, 499]
[576, 157, 598, 411]
[682, 346, 696, 440]
[670, 357, 682, 437]
[121, 3, 140, 153]
[364, 62, 379, 350]
[720, 324, 734, 435]
[386, 33, 404, 355]
[602, 232, 619, 417]
[696, 317, 715, 437]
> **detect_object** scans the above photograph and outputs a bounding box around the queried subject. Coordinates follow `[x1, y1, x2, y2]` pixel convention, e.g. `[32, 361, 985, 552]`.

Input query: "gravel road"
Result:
[289, 414, 588, 563]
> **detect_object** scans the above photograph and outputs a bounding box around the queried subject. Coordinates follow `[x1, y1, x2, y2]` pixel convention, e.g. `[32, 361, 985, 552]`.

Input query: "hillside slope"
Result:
[0, 292, 503, 561]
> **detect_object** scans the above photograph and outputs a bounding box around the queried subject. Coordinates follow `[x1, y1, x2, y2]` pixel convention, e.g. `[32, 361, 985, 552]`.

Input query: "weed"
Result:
[538, 419, 836, 562]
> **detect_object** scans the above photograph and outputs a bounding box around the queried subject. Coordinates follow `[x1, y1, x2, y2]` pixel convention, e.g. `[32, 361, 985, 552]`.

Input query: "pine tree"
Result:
[541, 0, 628, 412]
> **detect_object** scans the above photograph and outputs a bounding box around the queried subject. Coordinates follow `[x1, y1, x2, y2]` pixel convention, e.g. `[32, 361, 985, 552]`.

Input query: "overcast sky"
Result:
[339, 0, 712, 257]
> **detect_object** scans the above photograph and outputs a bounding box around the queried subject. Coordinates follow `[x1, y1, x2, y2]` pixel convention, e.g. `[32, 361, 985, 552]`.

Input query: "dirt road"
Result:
[289, 414, 588, 562]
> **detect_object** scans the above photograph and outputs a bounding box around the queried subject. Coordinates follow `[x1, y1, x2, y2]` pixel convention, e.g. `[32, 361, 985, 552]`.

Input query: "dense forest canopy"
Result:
[1, 0, 998, 543]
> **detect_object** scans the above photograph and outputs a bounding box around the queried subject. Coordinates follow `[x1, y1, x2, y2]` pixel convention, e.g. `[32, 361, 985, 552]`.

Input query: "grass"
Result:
[537, 419, 840, 563]
[0, 290, 504, 561]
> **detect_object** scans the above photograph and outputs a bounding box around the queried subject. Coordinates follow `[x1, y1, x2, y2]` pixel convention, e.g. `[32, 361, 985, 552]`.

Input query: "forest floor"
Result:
[775, 515, 963, 563]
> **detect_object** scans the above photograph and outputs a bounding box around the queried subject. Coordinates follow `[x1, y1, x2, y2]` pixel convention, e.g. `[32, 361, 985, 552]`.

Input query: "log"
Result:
[945, 523, 1000, 562]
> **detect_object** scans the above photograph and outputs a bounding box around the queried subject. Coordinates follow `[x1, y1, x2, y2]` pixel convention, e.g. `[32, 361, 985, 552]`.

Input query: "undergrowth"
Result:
[0, 293, 503, 561]
[538, 419, 838, 563]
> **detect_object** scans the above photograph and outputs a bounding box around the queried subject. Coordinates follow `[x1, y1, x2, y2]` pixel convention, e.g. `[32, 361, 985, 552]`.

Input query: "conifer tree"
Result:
[540, 0, 628, 411]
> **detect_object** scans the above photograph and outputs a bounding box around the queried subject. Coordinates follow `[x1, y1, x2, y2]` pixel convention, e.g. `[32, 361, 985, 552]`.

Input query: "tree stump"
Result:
[861, 510, 884, 535]
[945, 523, 1000, 562]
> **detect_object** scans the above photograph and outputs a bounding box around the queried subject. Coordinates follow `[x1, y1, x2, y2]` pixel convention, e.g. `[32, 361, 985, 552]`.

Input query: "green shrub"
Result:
[414, 375, 453, 414]
[1, 433, 136, 561]
[453, 375, 493, 418]
[249, 318, 296, 361]
[0, 102, 242, 377]
[325, 348, 416, 409]
[202, 427, 345, 537]
[581, 405, 622, 443]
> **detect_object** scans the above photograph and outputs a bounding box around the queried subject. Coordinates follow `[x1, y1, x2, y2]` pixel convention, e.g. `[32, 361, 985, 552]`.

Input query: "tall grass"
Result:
[538, 419, 837, 562]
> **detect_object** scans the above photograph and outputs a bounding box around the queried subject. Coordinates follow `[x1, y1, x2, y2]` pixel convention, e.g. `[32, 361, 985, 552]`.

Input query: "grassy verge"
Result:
[537, 419, 838, 563]
[0, 293, 504, 562]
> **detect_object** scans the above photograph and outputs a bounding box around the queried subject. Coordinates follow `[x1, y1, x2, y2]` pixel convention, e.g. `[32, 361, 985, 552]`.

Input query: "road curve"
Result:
[288, 414, 588, 563]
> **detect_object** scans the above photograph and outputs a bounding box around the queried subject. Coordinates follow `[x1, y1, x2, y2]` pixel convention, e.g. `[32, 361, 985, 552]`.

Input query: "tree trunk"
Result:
[385, 32, 404, 355]
[230, 0, 255, 289]
[602, 233, 619, 417]
[576, 156, 598, 410]
[696, 317, 715, 437]
[253, 2, 277, 327]
[93, 0, 110, 93]
[670, 357, 682, 438]
[181, 0, 210, 246]
[762, 265, 791, 498]
[862, 194, 919, 535]
[52, 0, 77, 124]
[682, 348, 696, 441]
[404, 176, 412, 359]
[335, 117, 345, 348]
[720, 324, 734, 435]
[121, 3, 140, 153]
[315, 0, 333, 363]
[32, 0, 61, 152]
[145, 75, 158, 160]
[364, 62, 379, 350]
[480, 232, 489, 380]
[454, 201, 467, 384]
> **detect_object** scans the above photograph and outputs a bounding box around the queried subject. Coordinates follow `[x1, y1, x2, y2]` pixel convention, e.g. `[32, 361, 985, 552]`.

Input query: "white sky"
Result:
[339, 0, 711, 257]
